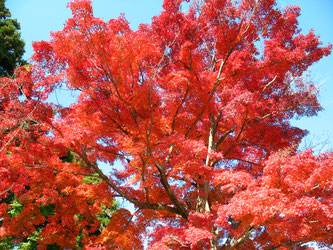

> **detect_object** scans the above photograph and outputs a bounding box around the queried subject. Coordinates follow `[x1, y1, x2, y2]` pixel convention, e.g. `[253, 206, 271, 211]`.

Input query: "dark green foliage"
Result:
[40, 204, 56, 217]
[0, 0, 25, 76]
[46, 244, 61, 250]
[0, 190, 14, 205]
[60, 150, 75, 163]
[0, 237, 16, 249]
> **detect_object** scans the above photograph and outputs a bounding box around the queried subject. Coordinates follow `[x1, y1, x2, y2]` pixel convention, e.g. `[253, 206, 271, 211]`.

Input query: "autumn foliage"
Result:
[0, 0, 332, 248]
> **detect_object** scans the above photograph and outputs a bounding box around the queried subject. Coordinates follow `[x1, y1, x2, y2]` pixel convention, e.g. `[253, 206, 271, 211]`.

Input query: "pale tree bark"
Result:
[195, 114, 220, 249]
[196, 114, 214, 213]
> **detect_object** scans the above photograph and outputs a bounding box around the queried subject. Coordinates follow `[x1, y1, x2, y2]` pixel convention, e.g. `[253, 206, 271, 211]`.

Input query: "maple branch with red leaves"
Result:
[76, 151, 185, 217]
[1, 0, 332, 248]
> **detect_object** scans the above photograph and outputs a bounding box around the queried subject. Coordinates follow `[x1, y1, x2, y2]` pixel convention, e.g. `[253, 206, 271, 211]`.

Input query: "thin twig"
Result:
[0, 184, 14, 196]
[0, 102, 39, 154]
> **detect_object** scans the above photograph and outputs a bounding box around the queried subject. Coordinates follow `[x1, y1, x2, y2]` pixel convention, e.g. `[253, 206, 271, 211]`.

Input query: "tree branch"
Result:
[0, 184, 14, 197]
[172, 83, 189, 134]
[258, 75, 278, 101]
[155, 162, 189, 220]
[0, 102, 39, 154]
[75, 151, 183, 217]
[227, 226, 258, 249]
[214, 126, 237, 150]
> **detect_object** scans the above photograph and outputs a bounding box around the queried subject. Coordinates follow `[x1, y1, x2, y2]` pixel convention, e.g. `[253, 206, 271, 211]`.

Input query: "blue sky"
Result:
[7, 0, 333, 152]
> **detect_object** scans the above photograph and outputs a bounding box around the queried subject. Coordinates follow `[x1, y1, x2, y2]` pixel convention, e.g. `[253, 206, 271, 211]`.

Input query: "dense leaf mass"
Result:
[0, 0, 25, 76]
[0, 0, 332, 248]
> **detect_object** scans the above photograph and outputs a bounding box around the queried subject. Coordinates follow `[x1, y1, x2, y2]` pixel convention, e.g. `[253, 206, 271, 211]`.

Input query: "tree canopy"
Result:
[0, 0, 25, 76]
[0, 0, 332, 249]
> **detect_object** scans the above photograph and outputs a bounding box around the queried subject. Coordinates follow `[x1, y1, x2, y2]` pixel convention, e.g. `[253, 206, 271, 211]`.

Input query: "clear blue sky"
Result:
[7, 0, 333, 152]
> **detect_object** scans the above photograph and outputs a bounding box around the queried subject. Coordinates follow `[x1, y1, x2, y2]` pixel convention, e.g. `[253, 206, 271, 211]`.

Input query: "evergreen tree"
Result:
[0, 0, 25, 76]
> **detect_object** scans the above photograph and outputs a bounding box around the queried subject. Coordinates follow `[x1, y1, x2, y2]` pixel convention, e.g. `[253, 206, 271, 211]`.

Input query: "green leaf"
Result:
[82, 173, 103, 184]
[7, 198, 23, 217]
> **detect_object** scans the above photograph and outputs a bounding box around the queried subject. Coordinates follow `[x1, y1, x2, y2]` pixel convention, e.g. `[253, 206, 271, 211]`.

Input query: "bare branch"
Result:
[227, 226, 258, 249]
[215, 126, 237, 150]
[258, 75, 278, 101]
[155, 162, 189, 220]
[206, 114, 215, 166]
[0, 78, 12, 90]
[76, 151, 183, 217]
[0, 184, 14, 197]
[225, 157, 265, 168]
[224, 119, 248, 157]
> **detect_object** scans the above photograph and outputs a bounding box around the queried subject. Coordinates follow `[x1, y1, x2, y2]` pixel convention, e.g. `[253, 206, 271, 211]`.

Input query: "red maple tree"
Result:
[1, 0, 332, 249]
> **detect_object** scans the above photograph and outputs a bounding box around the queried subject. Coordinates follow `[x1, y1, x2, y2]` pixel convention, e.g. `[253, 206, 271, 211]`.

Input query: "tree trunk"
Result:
[196, 115, 219, 249]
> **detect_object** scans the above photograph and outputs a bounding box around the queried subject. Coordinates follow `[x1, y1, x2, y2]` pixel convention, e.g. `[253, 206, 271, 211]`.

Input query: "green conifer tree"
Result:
[0, 0, 25, 76]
